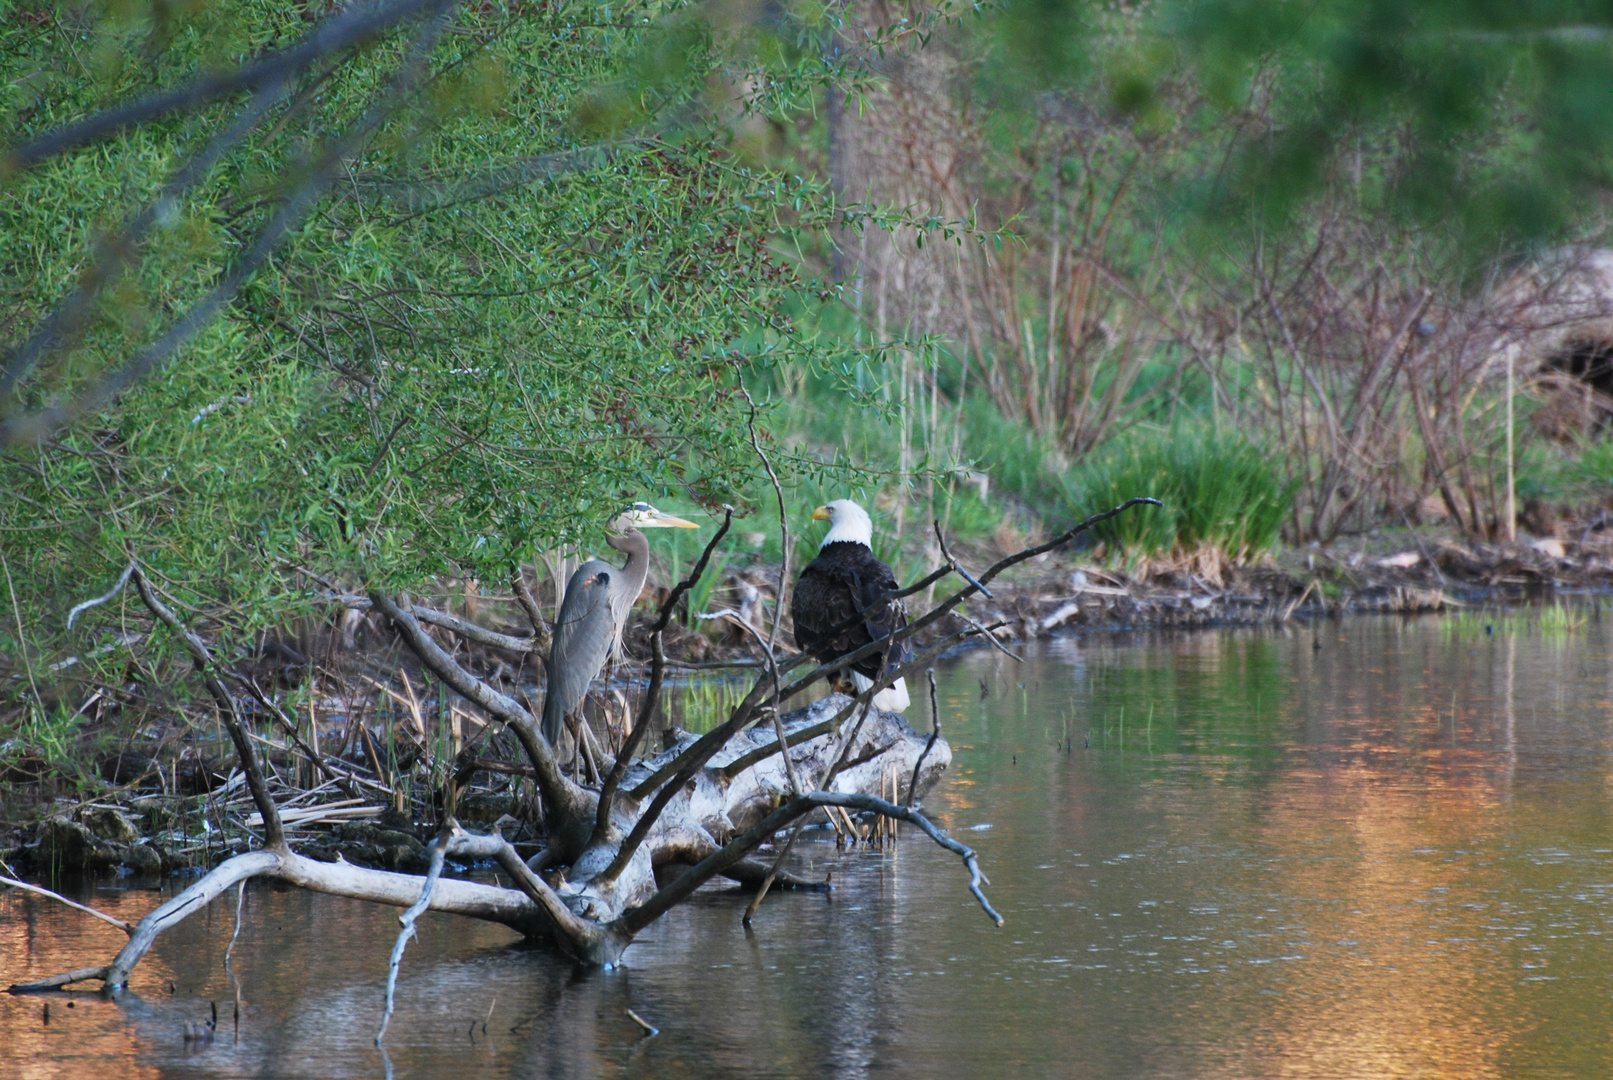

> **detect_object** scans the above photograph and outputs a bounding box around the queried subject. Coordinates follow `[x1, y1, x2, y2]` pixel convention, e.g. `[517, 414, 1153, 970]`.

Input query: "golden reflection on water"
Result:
[0, 887, 169, 1080]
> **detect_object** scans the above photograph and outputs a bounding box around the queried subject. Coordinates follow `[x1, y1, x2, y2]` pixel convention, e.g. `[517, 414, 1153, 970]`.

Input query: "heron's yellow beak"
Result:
[811, 505, 831, 522]
[648, 511, 700, 529]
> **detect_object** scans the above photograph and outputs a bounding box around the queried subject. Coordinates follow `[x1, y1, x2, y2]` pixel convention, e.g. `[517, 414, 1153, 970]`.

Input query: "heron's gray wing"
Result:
[540, 559, 619, 743]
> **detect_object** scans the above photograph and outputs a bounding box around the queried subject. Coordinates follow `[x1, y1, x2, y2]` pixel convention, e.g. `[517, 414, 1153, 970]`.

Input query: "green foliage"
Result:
[1068, 427, 1295, 558]
[0, 0, 865, 683]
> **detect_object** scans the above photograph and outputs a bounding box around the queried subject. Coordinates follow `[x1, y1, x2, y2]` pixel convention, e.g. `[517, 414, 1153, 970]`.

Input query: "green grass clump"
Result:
[1067, 427, 1295, 559]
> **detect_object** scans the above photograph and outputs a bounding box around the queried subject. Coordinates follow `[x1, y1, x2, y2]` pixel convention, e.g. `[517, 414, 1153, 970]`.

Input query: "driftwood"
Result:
[10, 499, 1155, 1030]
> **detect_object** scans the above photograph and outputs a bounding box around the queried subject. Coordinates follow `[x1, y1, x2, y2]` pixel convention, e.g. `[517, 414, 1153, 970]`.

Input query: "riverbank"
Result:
[5, 521, 1610, 880]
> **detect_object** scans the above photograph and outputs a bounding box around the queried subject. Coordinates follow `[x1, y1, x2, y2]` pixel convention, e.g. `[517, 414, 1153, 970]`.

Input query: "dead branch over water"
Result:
[8, 500, 1154, 1010]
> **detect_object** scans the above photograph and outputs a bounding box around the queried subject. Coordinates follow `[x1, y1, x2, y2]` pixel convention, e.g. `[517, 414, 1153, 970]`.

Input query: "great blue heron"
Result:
[791, 499, 911, 711]
[540, 502, 699, 746]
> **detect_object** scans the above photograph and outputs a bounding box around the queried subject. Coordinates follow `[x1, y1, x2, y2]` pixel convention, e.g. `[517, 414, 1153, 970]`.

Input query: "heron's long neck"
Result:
[606, 528, 651, 615]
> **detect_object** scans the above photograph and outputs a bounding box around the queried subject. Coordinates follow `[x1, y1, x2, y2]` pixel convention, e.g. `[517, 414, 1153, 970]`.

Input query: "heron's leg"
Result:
[566, 712, 601, 785]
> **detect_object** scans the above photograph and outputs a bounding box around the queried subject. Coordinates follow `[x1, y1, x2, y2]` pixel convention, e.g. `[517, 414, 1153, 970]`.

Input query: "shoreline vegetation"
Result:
[4, 516, 1607, 884]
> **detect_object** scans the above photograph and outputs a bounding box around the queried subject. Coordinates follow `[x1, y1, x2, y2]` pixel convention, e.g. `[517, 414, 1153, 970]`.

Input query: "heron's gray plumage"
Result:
[539, 505, 696, 746]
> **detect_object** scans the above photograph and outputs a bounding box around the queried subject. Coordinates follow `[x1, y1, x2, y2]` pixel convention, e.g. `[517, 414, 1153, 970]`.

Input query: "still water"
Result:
[6, 613, 1613, 1079]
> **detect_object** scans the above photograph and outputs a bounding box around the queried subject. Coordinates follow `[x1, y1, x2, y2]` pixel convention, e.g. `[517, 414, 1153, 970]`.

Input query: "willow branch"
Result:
[0, 2, 459, 448]
[1, 0, 444, 174]
[1, 82, 288, 401]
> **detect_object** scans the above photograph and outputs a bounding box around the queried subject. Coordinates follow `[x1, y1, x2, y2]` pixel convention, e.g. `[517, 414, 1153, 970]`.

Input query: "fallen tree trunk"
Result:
[12, 500, 1155, 1010]
[11, 696, 956, 989]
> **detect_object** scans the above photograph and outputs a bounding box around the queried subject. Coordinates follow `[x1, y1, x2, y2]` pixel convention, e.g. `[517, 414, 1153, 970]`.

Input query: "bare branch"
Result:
[698, 609, 801, 794]
[106, 850, 282, 990]
[410, 604, 541, 653]
[907, 669, 942, 807]
[65, 562, 134, 630]
[0, 0, 445, 174]
[377, 825, 453, 1045]
[774, 498, 1162, 703]
[510, 566, 552, 654]
[609, 620, 983, 883]
[131, 565, 283, 849]
[9, 967, 112, 993]
[0, 876, 132, 935]
[618, 790, 1001, 935]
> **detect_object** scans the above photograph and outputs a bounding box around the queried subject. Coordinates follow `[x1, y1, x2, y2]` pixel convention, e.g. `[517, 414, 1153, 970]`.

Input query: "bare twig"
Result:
[932, 519, 992, 599]
[233, 675, 357, 797]
[377, 824, 452, 1045]
[65, 562, 135, 630]
[618, 790, 1002, 935]
[0, 876, 132, 935]
[225, 881, 248, 964]
[697, 610, 801, 796]
[589, 508, 732, 848]
[131, 564, 284, 849]
[410, 604, 542, 654]
[738, 383, 791, 651]
[907, 670, 943, 807]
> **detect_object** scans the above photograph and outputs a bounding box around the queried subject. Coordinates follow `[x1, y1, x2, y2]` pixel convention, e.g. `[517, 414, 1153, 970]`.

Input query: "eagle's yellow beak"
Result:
[811, 505, 831, 522]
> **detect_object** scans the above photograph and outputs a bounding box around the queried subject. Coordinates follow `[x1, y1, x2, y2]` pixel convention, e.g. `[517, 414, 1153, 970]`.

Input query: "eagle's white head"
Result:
[812, 499, 873, 549]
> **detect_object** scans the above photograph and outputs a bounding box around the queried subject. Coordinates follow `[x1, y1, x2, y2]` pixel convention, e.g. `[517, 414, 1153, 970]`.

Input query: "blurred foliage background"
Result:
[6, 0, 1613, 742]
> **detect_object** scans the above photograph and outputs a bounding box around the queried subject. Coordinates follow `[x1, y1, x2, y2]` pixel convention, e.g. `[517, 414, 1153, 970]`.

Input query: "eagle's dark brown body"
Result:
[791, 540, 911, 682]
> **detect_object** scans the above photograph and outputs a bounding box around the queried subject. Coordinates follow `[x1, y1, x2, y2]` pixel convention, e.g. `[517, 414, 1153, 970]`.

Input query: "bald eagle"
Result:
[791, 499, 911, 711]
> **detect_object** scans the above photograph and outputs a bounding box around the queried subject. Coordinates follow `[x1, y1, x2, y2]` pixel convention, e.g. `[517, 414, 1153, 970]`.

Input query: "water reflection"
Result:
[6, 613, 1613, 1078]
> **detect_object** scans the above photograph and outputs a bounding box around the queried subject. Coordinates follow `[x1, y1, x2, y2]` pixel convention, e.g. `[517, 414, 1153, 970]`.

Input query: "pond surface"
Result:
[7, 613, 1613, 1078]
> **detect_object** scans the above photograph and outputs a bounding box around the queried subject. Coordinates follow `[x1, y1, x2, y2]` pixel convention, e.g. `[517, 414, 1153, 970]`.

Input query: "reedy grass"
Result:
[1440, 601, 1590, 642]
[1066, 427, 1295, 561]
